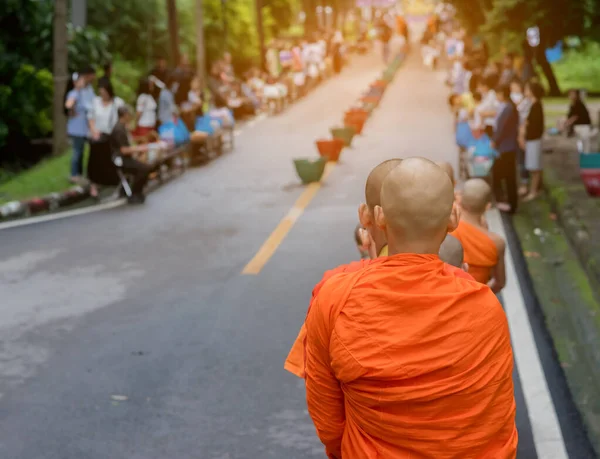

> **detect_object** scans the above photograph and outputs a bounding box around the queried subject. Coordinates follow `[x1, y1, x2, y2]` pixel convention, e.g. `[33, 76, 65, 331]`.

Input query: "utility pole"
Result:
[196, 0, 206, 82]
[166, 0, 180, 67]
[255, 0, 266, 70]
[52, 0, 68, 155]
[71, 0, 87, 28]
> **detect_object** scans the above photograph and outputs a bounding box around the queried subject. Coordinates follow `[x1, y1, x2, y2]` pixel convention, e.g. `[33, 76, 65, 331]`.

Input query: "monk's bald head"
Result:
[379, 157, 455, 242]
[437, 161, 456, 187]
[365, 159, 402, 210]
[461, 178, 492, 214]
[439, 234, 464, 268]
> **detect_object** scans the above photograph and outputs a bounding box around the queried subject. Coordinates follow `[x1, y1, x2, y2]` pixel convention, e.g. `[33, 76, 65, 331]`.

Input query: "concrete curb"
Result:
[513, 196, 600, 456]
[0, 185, 90, 222]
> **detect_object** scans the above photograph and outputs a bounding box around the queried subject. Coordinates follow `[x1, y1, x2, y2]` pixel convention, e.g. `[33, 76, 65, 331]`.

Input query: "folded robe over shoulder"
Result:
[304, 254, 517, 459]
[453, 220, 498, 284]
[284, 256, 475, 378]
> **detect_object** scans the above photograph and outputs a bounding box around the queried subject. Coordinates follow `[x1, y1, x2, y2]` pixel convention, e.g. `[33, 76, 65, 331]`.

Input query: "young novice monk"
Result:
[358, 158, 403, 257]
[439, 160, 490, 230]
[304, 158, 516, 459]
[453, 178, 506, 293]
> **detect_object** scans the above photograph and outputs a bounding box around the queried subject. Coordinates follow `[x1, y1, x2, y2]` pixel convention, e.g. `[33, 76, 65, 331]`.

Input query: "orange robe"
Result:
[453, 220, 498, 284]
[395, 15, 407, 36]
[284, 257, 475, 378]
[305, 254, 517, 459]
[284, 259, 372, 378]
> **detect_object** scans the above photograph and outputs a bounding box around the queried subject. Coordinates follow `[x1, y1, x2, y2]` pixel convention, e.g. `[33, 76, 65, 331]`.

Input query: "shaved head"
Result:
[365, 159, 402, 210]
[439, 234, 464, 268]
[379, 157, 455, 243]
[461, 179, 492, 214]
[437, 161, 456, 187]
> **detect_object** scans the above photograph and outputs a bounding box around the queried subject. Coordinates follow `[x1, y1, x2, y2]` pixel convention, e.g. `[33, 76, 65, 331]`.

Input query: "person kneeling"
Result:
[110, 106, 153, 204]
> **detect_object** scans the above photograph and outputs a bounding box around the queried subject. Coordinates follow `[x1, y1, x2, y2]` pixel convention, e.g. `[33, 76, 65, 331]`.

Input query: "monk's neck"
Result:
[460, 210, 485, 227]
[386, 240, 441, 256]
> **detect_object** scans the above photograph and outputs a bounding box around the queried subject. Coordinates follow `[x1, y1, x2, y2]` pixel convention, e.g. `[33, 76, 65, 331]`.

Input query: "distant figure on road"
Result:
[303, 158, 517, 458]
[376, 15, 393, 63]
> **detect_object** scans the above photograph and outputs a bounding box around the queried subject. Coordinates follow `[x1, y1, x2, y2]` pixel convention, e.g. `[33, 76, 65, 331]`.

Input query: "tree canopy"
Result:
[450, 0, 600, 53]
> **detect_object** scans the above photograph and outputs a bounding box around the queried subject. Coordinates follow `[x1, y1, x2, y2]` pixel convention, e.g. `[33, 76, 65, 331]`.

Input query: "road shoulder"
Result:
[512, 197, 600, 456]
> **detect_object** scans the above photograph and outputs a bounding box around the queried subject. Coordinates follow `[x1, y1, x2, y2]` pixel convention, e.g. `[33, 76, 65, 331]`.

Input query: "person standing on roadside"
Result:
[64, 74, 90, 183]
[520, 82, 545, 201]
[491, 84, 520, 213]
[87, 80, 125, 198]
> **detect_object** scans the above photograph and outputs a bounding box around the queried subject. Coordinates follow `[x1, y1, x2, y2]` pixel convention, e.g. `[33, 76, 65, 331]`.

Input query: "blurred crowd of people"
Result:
[63, 31, 351, 204]
[422, 8, 593, 211]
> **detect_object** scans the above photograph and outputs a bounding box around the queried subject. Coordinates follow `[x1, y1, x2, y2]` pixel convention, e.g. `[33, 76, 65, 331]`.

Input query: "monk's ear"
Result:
[462, 262, 469, 272]
[358, 203, 371, 227]
[447, 202, 460, 233]
[374, 205, 386, 231]
[485, 201, 492, 212]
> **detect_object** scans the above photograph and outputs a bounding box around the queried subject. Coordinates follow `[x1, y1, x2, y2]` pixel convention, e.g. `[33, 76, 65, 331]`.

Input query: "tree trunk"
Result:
[52, 0, 68, 156]
[535, 44, 561, 96]
[195, 0, 206, 83]
[304, 0, 317, 38]
[166, 0, 180, 67]
[256, 0, 266, 70]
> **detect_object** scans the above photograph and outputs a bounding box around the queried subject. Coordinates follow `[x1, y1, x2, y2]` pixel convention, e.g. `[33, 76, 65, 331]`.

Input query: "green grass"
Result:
[544, 96, 600, 106]
[0, 149, 77, 205]
[550, 42, 600, 94]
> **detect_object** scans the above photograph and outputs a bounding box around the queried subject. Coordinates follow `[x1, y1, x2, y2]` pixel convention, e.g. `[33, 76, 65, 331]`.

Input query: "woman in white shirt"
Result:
[134, 77, 157, 137]
[87, 80, 124, 197]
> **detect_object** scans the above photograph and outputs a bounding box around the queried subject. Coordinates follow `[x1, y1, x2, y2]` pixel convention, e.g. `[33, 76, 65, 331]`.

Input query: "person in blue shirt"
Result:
[491, 84, 520, 213]
[64, 74, 90, 182]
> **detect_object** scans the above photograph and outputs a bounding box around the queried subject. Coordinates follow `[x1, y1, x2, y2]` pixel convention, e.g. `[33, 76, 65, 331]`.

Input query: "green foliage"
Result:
[0, 65, 53, 147]
[86, 0, 299, 74]
[111, 58, 146, 104]
[550, 42, 600, 93]
[68, 25, 112, 73]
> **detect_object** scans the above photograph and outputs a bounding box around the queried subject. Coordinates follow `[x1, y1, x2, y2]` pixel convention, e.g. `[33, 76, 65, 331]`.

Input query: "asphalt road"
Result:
[0, 52, 595, 458]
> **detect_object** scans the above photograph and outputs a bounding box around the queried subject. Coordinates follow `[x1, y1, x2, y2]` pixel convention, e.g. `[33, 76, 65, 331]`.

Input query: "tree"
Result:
[167, 0, 180, 66]
[449, 0, 597, 95]
[52, 0, 68, 155]
[196, 0, 206, 81]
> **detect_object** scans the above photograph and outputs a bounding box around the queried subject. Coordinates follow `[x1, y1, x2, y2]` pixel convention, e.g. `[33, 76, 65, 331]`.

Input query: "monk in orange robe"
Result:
[438, 161, 489, 230]
[285, 160, 401, 378]
[285, 159, 470, 378]
[304, 158, 517, 458]
[453, 178, 506, 292]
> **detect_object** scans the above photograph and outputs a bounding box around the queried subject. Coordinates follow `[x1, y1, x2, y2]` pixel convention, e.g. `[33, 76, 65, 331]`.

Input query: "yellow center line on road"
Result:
[242, 162, 335, 275]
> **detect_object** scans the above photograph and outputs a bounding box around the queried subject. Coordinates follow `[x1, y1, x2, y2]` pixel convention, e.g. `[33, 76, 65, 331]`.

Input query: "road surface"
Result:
[0, 52, 595, 458]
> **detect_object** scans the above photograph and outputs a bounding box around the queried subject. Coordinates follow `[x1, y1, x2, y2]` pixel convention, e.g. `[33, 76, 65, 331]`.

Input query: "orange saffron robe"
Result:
[304, 254, 517, 459]
[284, 256, 476, 378]
[453, 220, 498, 284]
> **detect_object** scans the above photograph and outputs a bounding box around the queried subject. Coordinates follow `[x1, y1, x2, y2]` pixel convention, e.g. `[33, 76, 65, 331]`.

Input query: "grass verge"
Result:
[0, 149, 76, 205]
[514, 197, 600, 455]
